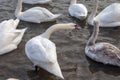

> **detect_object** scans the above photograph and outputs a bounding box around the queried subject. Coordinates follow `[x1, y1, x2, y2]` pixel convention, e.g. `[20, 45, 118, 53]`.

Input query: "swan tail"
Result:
[14, 19, 20, 28]
[51, 14, 62, 20]
[13, 27, 27, 45]
[38, 61, 64, 79]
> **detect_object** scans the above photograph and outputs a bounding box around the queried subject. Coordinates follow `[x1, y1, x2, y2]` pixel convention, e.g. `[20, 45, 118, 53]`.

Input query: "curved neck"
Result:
[87, 0, 98, 25]
[15, 0, 22, 17]
[41, 24, 71, 39]
[41, 26, 57, 39]
[87, 21, 99, 46]
[70, 0, 77, 5]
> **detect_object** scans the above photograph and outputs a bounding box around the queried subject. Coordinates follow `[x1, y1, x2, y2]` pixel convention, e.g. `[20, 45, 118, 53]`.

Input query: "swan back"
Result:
[0, 33, 16, 48]
[25, 23, 80, 78]
[86, 21, 120, 66]
[16, 6, 61, 23]
[25, 35, 64, 79]
[0, 19, 19, 32]
[0, 19, 27, 55]
[69, 0, 87, 20]
[95, 3, 120, 26]
[88, 1, 120, 27]
[85, 43, 120, 66]
[0, 19, 20, 46]
[25, 36, 57, 63]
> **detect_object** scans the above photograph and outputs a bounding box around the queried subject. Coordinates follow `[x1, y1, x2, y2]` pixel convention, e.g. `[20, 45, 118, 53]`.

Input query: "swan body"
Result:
[0, 19, 27, 55]
[87, 0, 120, 27]
[69, 0, 87, 20]
[15, 0, 61, 23]
[22, 0, 52, 4]
[85, 43, 120, 66]
[85, 21, 120, 66]
[25, 23, 80, 79]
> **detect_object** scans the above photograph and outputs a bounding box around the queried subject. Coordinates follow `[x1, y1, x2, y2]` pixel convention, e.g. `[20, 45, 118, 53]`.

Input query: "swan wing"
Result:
[20, 7, 54, 23]
[25, 36, 57, 64]
[31, 7, 54, 16]
[0, 19, 19, 32]
[0, 28, 26, 45]
[95, 3, 120, 23]
[69, 4, 87, 16]
[86, 43, 120, 65]
[0, 19, 20, 48]
[102, 43, 120, 59]
[0, 32, 17, 48]
[0, 20, 8, 32]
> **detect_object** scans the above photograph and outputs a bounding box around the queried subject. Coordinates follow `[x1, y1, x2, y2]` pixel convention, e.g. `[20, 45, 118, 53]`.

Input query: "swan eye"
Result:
[74, 24, 77, 27]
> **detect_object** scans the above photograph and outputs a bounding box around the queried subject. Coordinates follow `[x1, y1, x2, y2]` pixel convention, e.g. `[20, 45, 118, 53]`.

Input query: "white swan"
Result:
[22, 0, 52, 4]
[68, 0, 87, 20]
[25, 23, 80, 79]
[0, 19, 27, 55]
[85, 20, 120, 66]
[87, 0, 120, 27]
[15, 0, 61, 23]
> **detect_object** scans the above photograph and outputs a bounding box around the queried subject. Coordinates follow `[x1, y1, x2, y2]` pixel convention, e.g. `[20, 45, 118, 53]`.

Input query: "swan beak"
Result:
[75, 25, 81, 30]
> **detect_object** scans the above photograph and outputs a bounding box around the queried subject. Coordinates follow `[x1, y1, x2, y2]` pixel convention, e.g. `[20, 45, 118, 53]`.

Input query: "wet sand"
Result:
[0, 0, 120, 80]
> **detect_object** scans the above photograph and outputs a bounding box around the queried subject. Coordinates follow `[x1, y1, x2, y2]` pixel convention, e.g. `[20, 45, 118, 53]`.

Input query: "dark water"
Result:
[0, 0, 120, 80]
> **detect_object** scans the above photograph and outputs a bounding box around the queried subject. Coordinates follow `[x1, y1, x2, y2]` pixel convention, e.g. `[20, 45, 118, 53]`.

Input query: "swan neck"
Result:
[41, 26, 56, 39]
[15, 0, 22, 17]
[87, 0, 98, 25]
[70, 0, 77, 4]
[87, 22, 99, 46]
[41, 24, 73, 39]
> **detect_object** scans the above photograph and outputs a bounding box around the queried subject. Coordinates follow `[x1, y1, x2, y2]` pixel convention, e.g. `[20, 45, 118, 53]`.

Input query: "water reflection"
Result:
[27, 68, 58, 80]
[86, 56, 120, 76]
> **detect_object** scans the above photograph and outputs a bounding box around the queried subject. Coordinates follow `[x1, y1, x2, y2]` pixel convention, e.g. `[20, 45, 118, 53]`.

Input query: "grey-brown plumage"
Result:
[85, 20, 120, 67]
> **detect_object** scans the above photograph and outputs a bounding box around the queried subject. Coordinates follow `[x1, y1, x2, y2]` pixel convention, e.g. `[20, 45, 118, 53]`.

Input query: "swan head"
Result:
[41, 23, 81, 39]
[52, 23, 81, 30]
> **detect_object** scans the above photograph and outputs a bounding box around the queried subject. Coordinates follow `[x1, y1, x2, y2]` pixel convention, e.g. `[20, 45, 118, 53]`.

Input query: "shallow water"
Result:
[0, 0, 120, 80]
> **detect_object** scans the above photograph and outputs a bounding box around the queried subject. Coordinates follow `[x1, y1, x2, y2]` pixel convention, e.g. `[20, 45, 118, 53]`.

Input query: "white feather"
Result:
[25, 23, 79, 79]
[69, 0, 87, 20]
[25, 36, 64, 79]
[0, 19, 27, 55]
[92, 2, 120, 27]
[15, 0, 61, 23]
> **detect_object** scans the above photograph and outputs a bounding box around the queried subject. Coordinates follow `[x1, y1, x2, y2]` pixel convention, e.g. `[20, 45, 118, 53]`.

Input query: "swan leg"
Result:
[35, 65, 39, 72]
[0, 44, 17, 55]
[12, 28, 27, 45]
